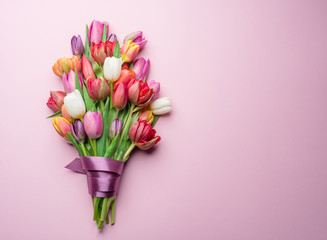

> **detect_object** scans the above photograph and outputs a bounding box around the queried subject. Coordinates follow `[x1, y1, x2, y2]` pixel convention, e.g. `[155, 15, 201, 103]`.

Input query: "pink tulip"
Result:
[148, 80, 160, 101]
[62, 70, 83, 93]
[123, 31, 147, 50]
[83, 111, 103, 139]
[89, 20, 109, 44]
[133, 58, 150, 80]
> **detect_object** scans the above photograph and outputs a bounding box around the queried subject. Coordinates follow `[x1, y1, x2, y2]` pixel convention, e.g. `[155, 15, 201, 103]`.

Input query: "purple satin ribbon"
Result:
[65, 156, 125, 198]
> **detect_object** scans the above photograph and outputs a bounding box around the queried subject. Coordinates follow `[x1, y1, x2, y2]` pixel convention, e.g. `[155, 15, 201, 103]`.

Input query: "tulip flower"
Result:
[133, 58, 150, 80]
[103, 57, 122, 82]
[63, 90, 86, 119]
[71, 35, 84, 58]
[71, 120, 86, 143]
[138, 110, 154, 124]
[108, 33, 117, 42]
[83, 111, 103, 139]
[109, 119, 122, 140]
[114, 67, 135, 88]
[62, 70, 83, 93]
[89, 20, 109, 44]
[128, 120, 161, 150]
[148, 80, 160, 101]
[52, 117, 71, 142]
[127, 79, 154, 106]
[52, 56, 81, 77]
[112, 82, 128, 110]
[46, 91, 66, 112]
[90, 41, 115, 65]
[86, 77, 110, 101]
[150, 97, 172, 115]
[121, 40, 140, 63]
[81, 55, 96, 80]
[123, 31, 147, 50]
[61, 105, 72, 122]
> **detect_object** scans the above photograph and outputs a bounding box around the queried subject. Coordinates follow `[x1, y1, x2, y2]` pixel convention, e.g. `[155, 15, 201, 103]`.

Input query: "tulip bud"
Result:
[52, 117, 71, 142]
[133, 58, 150, 80]
[81, 55, 96, 80]
[148, 80, 160, 101]
[128, 120, 160, 150]
[89, 20, 109, 44]
[103, 57, 122, 82]
[61, 104, 72, 122]
[112, 82, 128, 110]
[83, 111, 103, 139]
[150, 97, 172, 115]
[121, 40, 140, 63]
[109, 119, 122, 140]
[46, 91, 66, 112]
[86, 77, 110, 101]
[52, 56, 81, 77]
[63, 90, 86, 119]
[108, 33, 117, 42]
[71, 35, 84, 58]
[127, 79, 154, 106]
[71, 120, 86, 143]
[123, 31, 147, 50]
[62, 70, 84, 93]
[138, 110, 154, 124]
[114, 67, 135, 88]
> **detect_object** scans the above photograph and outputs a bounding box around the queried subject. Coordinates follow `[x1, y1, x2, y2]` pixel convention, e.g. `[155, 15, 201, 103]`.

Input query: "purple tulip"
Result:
[107, 33, 117, 42]
[133, 58, 150, 80]
[71, 120, 86, 143]
[71, 35, 84, 58]
[109, 119, 122, 140]
[89, 20, 109, 44]
[83, 111, 103, 139]
[123, 31, 147, 50]
[148, 80, 160, 101]
[62, 70, 83, 93]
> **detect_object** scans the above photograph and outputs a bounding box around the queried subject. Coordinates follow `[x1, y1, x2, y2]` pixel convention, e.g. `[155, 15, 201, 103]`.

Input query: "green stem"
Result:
[81, 142, 87, 156]
[109, 82, 114, 109]
[123, 143, 135, 162]
[111, 197, 116, 225]
[90, 139, 97, 156]
[114, 104, 135, 157]
[115, 108, 120, 119]
[100, 100, 105, 113]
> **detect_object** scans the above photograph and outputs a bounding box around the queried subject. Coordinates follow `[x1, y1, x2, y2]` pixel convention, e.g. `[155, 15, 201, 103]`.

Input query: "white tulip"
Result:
[103, 57, 123, 82]
[64, 90, 86, 119]
[150, 97, 172, 115]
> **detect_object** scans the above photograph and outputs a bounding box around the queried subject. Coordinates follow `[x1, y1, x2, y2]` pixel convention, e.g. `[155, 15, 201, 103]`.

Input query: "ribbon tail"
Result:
[65, 158, 86, 174]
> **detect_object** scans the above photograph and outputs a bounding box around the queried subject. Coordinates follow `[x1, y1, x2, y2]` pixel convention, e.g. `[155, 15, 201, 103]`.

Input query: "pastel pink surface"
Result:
[1, 0, 327, 239]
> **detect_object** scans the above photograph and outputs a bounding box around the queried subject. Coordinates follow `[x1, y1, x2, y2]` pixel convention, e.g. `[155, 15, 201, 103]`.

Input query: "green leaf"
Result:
[104, 133, 120, 158]
[97, 98, 110, 156]
[152, 115, 160, 127]
[92, 62, 104, 78]
[102, 24, 107, 42]
[129, 61, 134, 70]
[67, 133, 83, 155]
[75, 69, 83, 96]
[84, 25, 91, 59]
[46, 111, 61, 119]
[83, 84, 96, 111]
[113, 41, 121, 58]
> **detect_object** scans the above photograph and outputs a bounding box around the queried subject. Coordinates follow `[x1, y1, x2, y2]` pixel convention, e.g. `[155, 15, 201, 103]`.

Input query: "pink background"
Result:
[1, 0, 327, 239]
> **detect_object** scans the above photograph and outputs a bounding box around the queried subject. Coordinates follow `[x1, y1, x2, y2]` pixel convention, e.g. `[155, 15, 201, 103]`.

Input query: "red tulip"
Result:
[128, 120, 160, 150]
[46, 91, 66, 112]
[112, 82, 128, 110]
[127, 79, 154, 106]
[87, 77, 110, 101]
[90, 41, 116, 65]
[81, 55, 96, 80]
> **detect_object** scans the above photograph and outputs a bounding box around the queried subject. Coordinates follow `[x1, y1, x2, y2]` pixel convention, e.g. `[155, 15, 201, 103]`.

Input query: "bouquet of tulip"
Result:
[46, 20, 171, 230]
